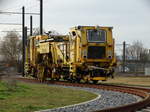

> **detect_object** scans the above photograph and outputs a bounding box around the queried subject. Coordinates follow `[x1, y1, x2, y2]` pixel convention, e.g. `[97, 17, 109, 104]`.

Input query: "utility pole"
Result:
[40, 0, 43, 35]
[122, 41, 126, 73]
[30, 16, 33, 36]
[22, 6, 25, 76]
[24, 26, 28, 46]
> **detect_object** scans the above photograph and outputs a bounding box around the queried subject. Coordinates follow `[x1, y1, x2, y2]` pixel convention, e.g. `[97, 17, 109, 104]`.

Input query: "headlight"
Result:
[82, 50, 87, 58]
[107, 50, 113, 59]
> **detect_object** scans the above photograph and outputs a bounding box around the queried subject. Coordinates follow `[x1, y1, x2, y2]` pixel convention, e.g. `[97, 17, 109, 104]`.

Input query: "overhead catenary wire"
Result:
[0, 23, 22, 25]
[1, 2, 22, 11]
[1, 30, 30, 32]
[0, 11, 40, 15]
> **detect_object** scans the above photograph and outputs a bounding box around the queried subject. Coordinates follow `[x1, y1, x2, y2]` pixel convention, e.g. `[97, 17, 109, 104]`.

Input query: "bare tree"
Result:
[32, 27, 60, 36]
[0, 31, 22, 66]
[126, 41, 149, 61]
[32, 27, 41, 36]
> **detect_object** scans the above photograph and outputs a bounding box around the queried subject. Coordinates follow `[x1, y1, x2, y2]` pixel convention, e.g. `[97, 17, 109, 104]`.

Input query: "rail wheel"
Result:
[37, 65, 46, 82]
[93, 80, 98, 84]
[76, 78, 81, 83]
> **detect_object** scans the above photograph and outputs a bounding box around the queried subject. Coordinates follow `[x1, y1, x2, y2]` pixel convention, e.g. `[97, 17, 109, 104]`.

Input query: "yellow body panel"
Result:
[92, 77, 107, 81]
[38, 42, 50, 54]
[69, 26, 116, 81]
[29, 36, 37, 66]
[69, 26, 115, 62]
[69, 26, 114, 62]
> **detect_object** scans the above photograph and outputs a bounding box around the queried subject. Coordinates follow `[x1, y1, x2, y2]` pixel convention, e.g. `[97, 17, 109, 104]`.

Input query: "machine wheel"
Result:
[31, 67, 37, 78]
[93, 80, 98, 84]
[37, 65, 46, 82]
[85, 79, 89, 84]
[56, 78, 60, 81]
[76, 78, 81, 83]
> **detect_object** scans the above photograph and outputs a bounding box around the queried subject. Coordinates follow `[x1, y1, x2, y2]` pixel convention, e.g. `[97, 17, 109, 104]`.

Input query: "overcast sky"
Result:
[0, 0, 150, 48]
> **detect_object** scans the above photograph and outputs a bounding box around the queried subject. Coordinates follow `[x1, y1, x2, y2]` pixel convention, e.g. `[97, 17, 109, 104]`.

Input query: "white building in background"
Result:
[0, 55, 4, 61]
[148, 49, 150, 61]
[144, 49, 150, 76]
[145, 67, 150, 76]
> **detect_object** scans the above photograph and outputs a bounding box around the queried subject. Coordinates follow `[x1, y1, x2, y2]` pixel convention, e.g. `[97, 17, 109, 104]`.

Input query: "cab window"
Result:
[87, 29, 106, 42]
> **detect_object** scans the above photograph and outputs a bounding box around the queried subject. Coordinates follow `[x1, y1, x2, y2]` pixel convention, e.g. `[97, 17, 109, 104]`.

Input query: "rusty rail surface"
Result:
[16, 77, 150, 112]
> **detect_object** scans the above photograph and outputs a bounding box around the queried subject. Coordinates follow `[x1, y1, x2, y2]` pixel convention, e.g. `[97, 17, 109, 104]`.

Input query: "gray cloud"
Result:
[0, 0, 9, 5]
[140, 0, 150, 9]
[0, 0, 5, 6]
[0, 0, 12, 9]
[0, 0, 150, 48]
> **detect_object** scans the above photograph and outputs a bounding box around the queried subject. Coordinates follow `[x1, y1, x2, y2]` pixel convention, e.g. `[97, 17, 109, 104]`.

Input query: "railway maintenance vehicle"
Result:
[25, 26, 117, 83]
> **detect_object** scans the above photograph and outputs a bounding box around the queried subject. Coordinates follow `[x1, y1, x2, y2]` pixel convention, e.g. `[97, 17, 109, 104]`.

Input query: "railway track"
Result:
[16, 77, 150, 112]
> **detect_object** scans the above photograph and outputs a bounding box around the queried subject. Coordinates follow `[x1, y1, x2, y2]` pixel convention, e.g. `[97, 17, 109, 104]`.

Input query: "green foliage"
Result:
[0, 80, 28, 100]
[3, 79, 17, 91]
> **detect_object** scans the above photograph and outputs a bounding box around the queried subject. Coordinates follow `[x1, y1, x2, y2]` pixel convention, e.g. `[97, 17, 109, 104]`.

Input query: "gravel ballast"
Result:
[36, 84, 142, 112]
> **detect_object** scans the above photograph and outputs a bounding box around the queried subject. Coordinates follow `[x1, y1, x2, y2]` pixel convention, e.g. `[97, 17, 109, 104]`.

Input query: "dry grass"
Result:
[103, 76, 150, 87]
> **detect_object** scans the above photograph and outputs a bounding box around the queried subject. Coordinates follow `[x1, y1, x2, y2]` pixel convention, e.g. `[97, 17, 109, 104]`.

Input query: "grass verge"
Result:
[0, 80, 97, 112]
[103, 76, 150, 87]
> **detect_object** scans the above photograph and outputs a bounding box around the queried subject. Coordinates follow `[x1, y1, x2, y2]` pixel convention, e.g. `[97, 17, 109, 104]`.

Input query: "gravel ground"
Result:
[36, 84, 142, 112]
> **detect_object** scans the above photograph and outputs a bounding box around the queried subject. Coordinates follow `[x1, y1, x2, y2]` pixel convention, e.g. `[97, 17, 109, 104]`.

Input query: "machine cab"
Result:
[69, 26, 115, 64]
